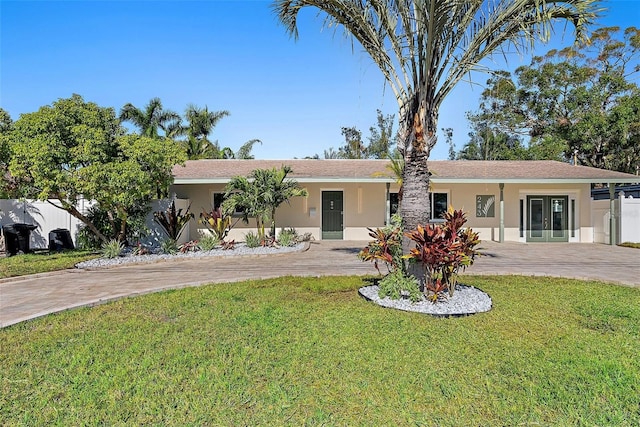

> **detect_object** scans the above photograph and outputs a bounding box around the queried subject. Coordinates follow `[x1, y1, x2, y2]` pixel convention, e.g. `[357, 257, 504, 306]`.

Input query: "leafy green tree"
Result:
[338, 126, 366, 159]
[260, 165, 308, 237]
[334, 111, 396, 159]
[119, 97, 181, 139]
[323, 147, 341, 159]
[274, 0, 599, 276]
[457, 120, 530, 160]
[7, 94, 186, 243]
[223, 166, 307, 241]
[367, 109, 396, 159]
[223, 175, 269, 240]
[467, 27, 640, 172]
[0, 108, 15, 198]
[443, 127, 456, 160]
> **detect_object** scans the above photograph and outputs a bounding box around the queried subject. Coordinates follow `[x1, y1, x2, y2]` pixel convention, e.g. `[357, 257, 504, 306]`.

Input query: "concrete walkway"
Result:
[1, 240, 639, 328]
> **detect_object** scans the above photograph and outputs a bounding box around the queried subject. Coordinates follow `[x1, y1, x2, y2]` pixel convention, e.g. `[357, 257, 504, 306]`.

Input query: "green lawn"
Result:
[0, 250, 99, 279]
[1, 275, 639, 425]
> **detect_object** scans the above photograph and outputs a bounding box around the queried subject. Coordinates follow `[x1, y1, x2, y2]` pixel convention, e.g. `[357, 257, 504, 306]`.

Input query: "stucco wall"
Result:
[171, 182, 395, 242]
[435, 182, 593, 242]
[171, 181, 596, 243]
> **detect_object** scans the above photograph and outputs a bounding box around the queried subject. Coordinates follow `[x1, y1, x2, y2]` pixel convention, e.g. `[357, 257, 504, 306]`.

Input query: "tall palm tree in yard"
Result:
[273, 0, 600, 270]
[119, 97, 181, 139]
[183, 104, 230, 159]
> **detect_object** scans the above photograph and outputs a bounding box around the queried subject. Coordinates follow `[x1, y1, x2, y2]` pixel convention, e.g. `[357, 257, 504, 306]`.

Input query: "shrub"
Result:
[199, 208, 231, 241]
[178, 240, 200, 253]
[160, 239, 178, 255]
[78, 204, 150, 249]
[297, 232, 314, 242]
[101, 239, 123, 259]
[199, 234, 220, 251]
[221, 239, 235, 250]
[359, 214, 404, 275]
[378, 270, 421, 302]
[404, 208, 480, 301]
[131, 243, 150, 256]
[277, 228, 297, 247]
[244, 231, 261, 248]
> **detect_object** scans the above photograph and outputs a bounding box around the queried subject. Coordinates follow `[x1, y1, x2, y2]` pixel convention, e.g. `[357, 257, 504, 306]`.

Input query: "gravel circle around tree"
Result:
[75, 242, 308, 270]
[359, 284, 492, 317]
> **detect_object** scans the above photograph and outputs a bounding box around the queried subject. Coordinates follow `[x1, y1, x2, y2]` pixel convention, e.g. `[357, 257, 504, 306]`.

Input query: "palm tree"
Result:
[183, 104, 230, 160]
[273, 0, 600, 273]
[234, 139, 263, 159]
[223, 166, 307, 240]
[223, 174, 269, 239]
[261, 165, 308, 237]
[119, 97, 180, 139]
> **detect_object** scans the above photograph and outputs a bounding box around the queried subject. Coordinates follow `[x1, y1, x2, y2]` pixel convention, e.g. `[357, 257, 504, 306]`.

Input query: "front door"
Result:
[527, 196, 569, 242]
[322, 191, 343, 240]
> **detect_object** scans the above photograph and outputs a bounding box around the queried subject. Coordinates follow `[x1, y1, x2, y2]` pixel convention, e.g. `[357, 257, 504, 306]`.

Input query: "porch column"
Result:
[385, 182, 390, 225]
[609, 184, 617, 246]
[499, 183, 504, 243]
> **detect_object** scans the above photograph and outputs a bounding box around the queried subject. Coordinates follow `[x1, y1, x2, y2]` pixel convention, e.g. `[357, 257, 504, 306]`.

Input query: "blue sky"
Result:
[1, 0, 638, 160]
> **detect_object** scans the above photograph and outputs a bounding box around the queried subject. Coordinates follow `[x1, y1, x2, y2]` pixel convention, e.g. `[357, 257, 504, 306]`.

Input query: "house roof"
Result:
[172, 159, 640, 185]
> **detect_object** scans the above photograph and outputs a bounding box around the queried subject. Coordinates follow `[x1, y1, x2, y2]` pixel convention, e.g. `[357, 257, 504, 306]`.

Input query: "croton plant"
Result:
[360, 209, 480, 303]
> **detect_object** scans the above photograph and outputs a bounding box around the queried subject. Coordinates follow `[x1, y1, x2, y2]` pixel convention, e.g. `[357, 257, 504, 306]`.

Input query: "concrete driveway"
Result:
[1, 240, 638, 328]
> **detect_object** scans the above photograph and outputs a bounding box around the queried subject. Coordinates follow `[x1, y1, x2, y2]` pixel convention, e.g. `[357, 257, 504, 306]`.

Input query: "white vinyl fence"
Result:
[619, 194, 640, 243]
[591, 193, 640, 244]
[0, 198, 190, 250]
[0, 199, 90, 250]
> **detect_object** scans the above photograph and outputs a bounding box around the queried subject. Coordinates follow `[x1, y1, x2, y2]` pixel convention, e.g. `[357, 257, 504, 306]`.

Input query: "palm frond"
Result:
[235, 139, 262, 159]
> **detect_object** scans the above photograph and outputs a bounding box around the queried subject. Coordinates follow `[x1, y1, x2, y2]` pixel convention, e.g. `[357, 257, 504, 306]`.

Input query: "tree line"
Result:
[455, 26, 640, 174]
[0, 94, 261, 245]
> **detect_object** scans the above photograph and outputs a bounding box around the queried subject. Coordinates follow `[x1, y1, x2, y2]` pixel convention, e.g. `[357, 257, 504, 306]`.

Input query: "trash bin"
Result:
[2, 223, 37, 256]
[49, 228, 75, 251]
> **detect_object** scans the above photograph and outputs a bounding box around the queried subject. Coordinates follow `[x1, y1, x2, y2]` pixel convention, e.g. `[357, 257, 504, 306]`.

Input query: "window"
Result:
[432, 192, 448, 220]
[390, 193, 400, 216]
[212, 192, 244, 216]
[213, 193, 225, 211]
[388, 192, 448, 220]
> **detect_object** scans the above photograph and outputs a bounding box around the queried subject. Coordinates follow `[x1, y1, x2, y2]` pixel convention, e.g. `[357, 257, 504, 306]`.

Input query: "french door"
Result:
[527, 196, 569, 242]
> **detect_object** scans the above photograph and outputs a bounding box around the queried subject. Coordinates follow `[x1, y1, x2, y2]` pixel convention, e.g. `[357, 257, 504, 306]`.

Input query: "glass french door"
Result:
[527, 196, 569, 242]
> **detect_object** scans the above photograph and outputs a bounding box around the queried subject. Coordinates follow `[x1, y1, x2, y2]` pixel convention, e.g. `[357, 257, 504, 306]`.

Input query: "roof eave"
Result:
[172, 177, 397, 185]
[432, 178, 640, 184]
[174, 177, 639, 185]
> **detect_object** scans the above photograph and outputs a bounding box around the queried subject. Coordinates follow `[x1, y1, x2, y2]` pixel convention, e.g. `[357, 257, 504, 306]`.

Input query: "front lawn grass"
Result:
[619, 242, 640, 249]
[1, 275, 639, 425]
[0, 250, 99, 279]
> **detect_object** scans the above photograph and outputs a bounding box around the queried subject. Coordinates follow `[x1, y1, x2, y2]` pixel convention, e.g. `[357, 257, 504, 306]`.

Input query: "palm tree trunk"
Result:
[401, 151, 432, 291]
[270, 208, 277, 238]
[399, 103, 437, 292]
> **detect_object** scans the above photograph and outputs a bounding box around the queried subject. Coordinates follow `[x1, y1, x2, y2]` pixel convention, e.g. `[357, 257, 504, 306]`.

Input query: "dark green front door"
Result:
[322, 191, 343, 240]
[527, 196, 569, 242]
